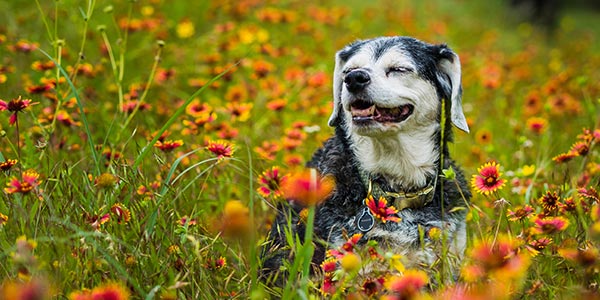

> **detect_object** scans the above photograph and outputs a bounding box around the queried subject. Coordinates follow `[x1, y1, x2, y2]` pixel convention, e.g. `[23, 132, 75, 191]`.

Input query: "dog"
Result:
[261, 36, 471, 286]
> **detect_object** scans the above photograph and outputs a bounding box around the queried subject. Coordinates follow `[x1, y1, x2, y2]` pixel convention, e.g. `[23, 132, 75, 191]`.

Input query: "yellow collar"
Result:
[365, 175, 436, 210]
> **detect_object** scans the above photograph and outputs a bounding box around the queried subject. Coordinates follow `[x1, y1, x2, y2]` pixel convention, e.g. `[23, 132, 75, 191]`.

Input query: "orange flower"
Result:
[284, 154, 303, 167]
[532, 216, 569, 234]
[342, 233, 363, 253]
[110, 203, 131, 224]
[0, 159, 17, 172]
[224, 84, 248, 102]
[365, 195, 401, 223]
[559, 247, 598, 267]
[55, 110, 82, 127]
[185, 100, 213, 118]
[480, 62, 502, 89]
[154, 68, 175, 84]
[5, 170, 41, 194]
[548, 93, 581, 115]
[9, 40, 39, 53]
[465, 235, 530, 282]
[69, 282, 130, 300]
[386, 269, 429, 296]
[525, 117, 548, 135]
[266, 98, 287, 111]
[552, 151, 578, 163]
[254, 140, 281, 161]
[281, 169, 334, 206]
[226, 102, 253, 122]
[471, 161, 506, 195]
[31, 60, 55, 71]
[252, 60, 274, 78]
[523, 90, 543, 116]
[307, 71, 327, 87]
[206, 140, 235, 160]
[570, 141, 589, 156]
[1, 278, 51, 300]
[507, 205, 534, 222]
[474, 128, 492, 145]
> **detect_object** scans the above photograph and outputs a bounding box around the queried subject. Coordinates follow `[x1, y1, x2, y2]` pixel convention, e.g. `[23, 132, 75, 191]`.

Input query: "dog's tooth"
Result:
[402, 105, 410, 115]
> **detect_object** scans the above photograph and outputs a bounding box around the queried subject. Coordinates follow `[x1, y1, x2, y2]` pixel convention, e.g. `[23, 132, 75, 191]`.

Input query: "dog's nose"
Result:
[344, 70, 370, 93]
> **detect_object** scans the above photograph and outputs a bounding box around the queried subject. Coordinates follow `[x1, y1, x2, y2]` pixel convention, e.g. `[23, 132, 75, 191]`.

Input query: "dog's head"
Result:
[328, 36, 469, 136]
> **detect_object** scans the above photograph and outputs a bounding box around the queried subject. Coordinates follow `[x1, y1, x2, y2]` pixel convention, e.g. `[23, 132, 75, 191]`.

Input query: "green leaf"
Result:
[442, 167, 456, 180]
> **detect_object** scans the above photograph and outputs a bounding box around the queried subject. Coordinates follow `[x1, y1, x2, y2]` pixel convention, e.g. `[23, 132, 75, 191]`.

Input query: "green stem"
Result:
[100, 29, 123, 112]
[300, 205, 316, 290]
[246, 146, 259, 293]
[68, 0, 96, 81]
[119, 42, 163, 136]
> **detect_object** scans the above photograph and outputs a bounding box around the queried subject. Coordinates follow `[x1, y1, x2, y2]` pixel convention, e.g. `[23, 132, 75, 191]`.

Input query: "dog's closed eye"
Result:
[385, 66, 413, 76]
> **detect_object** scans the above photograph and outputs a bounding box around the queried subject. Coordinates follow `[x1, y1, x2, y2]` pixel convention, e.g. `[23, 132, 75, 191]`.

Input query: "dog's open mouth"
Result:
[350, 100, 414, 123]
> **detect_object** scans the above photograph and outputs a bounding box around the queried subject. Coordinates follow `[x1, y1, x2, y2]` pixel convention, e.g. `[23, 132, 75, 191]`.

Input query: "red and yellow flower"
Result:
[471, 161, 506, 195]
[532, 216, 569, 235]
[365, 195, 401, 223]
[525, 117, 548, 135]
[464, 235, 530, 283]
[111, 203, 131, 224]
[69, 282, 130, 300]
[5, 170, 41, 194]
[0, 96, 38, 125]
[0, 159, 18, 172]
[507, 205, 534, 222]
[257, 166, 287, 198]
[154, 139, 184, 152]
[206, 140, 235, 161]
[385, 269, 429, 296]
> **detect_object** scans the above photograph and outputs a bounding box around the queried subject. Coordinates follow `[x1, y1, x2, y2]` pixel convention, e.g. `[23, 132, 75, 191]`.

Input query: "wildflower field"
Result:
[0, 0, 599, 299]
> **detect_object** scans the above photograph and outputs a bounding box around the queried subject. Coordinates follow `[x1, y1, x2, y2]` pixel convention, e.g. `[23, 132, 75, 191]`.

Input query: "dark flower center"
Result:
[7, 99, 26, 112]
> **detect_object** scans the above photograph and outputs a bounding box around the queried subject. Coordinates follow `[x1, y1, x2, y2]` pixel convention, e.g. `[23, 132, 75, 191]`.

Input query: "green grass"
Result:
[0, 0, 599, 299]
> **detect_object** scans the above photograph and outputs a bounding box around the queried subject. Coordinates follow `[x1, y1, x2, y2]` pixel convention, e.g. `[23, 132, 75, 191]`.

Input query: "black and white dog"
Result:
[261, 36, 471, 284]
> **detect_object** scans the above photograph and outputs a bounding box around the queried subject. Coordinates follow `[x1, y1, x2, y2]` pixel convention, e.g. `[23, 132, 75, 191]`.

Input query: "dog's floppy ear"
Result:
[438, 46, 469, 133]
[328, 50, 345, 127]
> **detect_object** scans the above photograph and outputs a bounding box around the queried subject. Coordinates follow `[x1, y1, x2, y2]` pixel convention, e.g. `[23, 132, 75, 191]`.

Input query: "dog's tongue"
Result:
[351, 103, 413, 123]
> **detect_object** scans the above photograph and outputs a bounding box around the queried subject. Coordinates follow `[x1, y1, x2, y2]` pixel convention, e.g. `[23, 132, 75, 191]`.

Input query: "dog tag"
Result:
[357, 207, 374, 232]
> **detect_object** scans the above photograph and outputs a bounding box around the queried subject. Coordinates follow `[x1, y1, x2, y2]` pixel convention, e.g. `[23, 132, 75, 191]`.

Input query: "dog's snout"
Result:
[344, 70, 370, 93]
